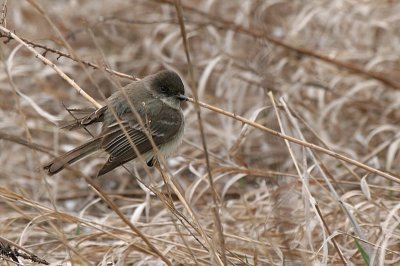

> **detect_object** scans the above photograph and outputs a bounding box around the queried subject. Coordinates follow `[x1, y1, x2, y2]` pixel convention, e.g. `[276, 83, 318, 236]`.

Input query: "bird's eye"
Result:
[160, 87, 168, 93]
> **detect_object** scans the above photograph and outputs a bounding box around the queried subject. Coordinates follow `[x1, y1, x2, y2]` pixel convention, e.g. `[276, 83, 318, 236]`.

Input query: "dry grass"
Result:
[1, 0, 400, 265]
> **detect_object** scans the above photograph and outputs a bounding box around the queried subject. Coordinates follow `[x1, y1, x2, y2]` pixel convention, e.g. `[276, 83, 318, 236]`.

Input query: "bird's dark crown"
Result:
[146, 70, 185, 97]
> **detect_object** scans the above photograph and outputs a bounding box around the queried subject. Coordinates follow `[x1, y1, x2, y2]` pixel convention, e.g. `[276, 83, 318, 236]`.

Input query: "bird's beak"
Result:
[176, 94, 188, 101]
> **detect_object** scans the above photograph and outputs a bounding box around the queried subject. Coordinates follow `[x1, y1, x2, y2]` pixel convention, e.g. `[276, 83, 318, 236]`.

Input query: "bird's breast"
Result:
[158, 118, 184, 157]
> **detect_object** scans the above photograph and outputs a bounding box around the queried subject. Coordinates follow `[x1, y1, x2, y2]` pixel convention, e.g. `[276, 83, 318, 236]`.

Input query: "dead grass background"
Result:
[0, 0, 400, 265]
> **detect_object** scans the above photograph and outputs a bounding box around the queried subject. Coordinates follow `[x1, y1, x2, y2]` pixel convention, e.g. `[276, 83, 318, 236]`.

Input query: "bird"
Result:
[43, 70, 187, 176]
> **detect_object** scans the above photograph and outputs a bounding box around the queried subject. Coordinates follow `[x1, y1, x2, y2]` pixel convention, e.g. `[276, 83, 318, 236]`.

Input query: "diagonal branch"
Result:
[185, 97, 400, 185]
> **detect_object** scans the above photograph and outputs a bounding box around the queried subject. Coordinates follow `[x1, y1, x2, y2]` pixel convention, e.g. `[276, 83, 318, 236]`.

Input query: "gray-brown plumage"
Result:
[44, 70, 186, 176]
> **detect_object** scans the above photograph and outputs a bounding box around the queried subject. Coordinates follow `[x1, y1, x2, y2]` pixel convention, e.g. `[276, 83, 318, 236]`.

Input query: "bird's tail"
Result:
[43, 138, 101, 175]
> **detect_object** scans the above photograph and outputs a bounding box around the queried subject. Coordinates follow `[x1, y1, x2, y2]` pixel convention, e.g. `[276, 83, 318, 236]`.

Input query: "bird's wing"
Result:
[60, 105, 108, 130]
[97, 105, 182, 176]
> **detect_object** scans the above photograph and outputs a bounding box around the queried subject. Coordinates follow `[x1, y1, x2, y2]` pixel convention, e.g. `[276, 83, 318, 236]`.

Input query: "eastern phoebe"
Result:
[44, 70, 186, 176]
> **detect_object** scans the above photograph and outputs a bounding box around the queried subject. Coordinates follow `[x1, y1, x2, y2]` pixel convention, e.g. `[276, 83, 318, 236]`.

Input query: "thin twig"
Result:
[185, 97, 400, 184]
[0, 31, 137, 80]
[0, 25, 101, 108]
[0, 130, 53, 155]
[314, 203, 347, 265]
[0, 236, 49, 265]
[173, 1, 227, 265]
[86, 179, 173, 266]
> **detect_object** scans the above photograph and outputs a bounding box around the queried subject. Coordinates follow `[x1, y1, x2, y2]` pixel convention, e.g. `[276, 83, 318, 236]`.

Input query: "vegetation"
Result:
[0, 1, 399, 265]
